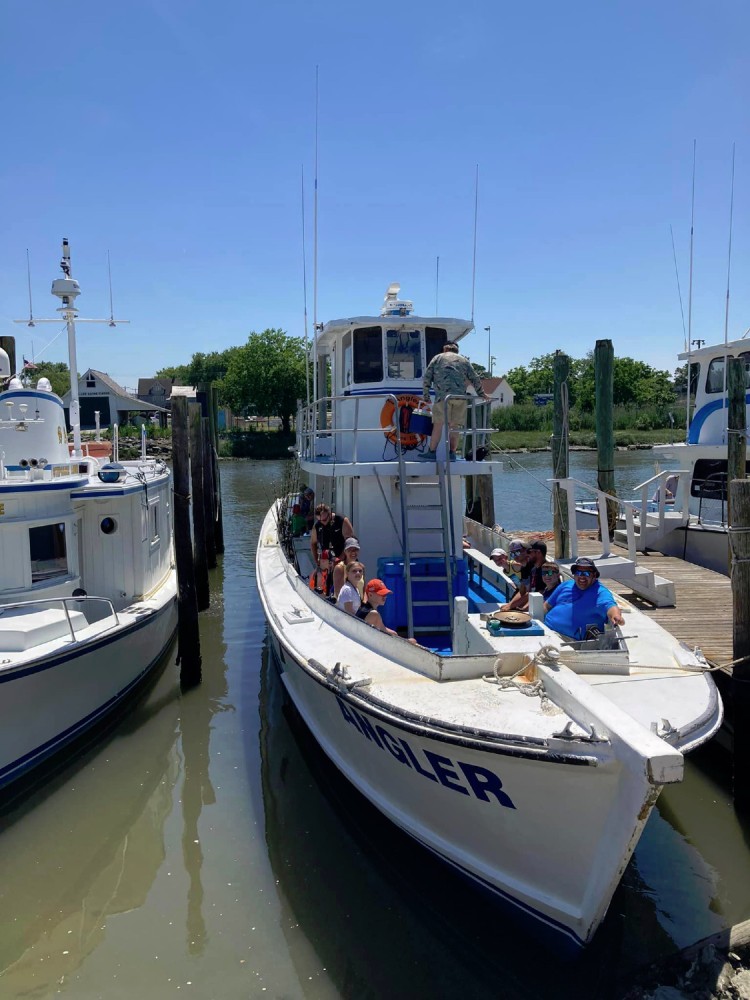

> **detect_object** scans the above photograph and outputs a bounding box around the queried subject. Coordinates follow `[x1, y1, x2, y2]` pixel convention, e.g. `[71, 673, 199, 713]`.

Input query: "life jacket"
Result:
[309, 567, 332, 596]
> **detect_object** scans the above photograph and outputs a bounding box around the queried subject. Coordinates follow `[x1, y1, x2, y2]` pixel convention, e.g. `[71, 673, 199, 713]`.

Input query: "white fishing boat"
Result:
[0, 240, 178, 792]
[572, 337, 750, 575]
[256, 285, 723, 951]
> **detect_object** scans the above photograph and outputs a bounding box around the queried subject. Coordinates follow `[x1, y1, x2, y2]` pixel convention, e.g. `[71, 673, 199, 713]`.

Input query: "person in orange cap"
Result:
[360, 579, 418, 644]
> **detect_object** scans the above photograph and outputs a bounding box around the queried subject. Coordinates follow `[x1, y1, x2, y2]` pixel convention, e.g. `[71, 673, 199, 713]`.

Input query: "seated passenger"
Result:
[540, 561, 562, 600]
[500, 539, 547, 612]
[333, 538, 365, 599]
[360, 579, 418, 644]
[490, 548, 509, 571]
[336, 563, 365, 615]
[309, 549, 333, 597]
[544, 557, 625, 640]
[291, 504, 307, 537]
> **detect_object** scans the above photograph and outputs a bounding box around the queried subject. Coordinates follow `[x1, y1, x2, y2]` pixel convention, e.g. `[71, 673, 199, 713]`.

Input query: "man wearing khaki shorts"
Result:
[419, 342, 488, 461]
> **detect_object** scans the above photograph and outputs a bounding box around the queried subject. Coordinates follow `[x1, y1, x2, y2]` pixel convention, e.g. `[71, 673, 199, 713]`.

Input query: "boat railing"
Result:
[552, 477, 631, 559]
[0, 596, 120, 643]
[296, 392, 493, 465]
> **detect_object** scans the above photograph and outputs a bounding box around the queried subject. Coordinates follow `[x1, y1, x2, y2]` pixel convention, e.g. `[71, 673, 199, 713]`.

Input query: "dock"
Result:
[536, 532, 734, 670]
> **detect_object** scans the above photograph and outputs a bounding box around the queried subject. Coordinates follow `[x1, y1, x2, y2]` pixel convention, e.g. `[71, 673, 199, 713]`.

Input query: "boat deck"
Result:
[541, 533, 734, 671]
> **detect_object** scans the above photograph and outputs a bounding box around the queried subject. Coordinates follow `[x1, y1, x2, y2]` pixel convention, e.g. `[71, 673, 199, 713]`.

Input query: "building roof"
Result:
[62, 369, 167, 411]
[481, 377, 513, 395]
[138, 377, 176, 395]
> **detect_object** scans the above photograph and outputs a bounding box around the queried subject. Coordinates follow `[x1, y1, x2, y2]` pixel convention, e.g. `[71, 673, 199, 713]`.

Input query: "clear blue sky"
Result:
[1, 0, 748, 391]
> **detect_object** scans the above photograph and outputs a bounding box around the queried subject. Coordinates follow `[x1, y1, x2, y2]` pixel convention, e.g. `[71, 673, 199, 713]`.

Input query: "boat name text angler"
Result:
[337, 698, 516, 808]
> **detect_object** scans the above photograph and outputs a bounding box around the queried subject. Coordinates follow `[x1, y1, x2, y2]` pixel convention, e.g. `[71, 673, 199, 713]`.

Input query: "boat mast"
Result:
[723, 143, 736, 348]
[686, 141, 696, 443]
[301, 165, 311, 408]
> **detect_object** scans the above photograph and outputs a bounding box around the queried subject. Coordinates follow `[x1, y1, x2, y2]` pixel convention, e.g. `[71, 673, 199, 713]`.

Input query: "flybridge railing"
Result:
[296, 392, 492, 464]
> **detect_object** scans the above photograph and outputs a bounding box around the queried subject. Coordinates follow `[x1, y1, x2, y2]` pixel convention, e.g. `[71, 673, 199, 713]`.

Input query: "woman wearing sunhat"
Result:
[543, 557, 625, 640]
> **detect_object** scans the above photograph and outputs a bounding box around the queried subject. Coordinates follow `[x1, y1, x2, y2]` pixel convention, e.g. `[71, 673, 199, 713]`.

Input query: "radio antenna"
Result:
[669, 225, 687, 351]
[301, 164, 311, 407]
[312, 65, 319, 375]
[435, 255, 440, 314]
[107, 250, 117, 327]
[685, 140, 697, 442]
[25, 249, 35, 327]
[470, 164, 479, 324]
[723, 142, 736, 346]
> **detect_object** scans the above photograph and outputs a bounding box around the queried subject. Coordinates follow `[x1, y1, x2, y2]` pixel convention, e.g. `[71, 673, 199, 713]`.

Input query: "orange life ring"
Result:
[380, 394, 423, 448]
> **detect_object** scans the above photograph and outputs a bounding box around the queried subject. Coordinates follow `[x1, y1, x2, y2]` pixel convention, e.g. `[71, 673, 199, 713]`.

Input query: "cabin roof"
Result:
[678, 337, 750, 362]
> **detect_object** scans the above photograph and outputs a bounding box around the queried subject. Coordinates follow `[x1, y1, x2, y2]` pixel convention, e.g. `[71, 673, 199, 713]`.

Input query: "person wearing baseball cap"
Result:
[544, 557, 625, 640]
[332, 537, 365, 599]
[500, 538, 547, 612]
[359, 579, 418, 644]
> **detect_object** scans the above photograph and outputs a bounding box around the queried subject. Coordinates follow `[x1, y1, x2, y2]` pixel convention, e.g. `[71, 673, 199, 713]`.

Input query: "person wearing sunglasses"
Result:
[540, 562, 562, 600]
[336, 563, 366, 616]
[543, 557, 625, 641]
[500, 539, 547, 612]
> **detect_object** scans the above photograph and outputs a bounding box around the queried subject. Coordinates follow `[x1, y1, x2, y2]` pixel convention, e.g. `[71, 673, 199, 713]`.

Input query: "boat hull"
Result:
[0, 581, 177, 791]
[264, 622, 662, 952]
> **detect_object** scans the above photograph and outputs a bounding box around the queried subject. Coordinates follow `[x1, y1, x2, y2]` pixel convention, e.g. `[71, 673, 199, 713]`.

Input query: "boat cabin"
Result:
[681, 338, 750, 446]
[297, 285, 499, 641]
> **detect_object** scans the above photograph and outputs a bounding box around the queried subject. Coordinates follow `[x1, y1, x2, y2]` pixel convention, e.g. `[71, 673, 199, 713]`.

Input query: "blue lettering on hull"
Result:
[336, 697, 516, 809]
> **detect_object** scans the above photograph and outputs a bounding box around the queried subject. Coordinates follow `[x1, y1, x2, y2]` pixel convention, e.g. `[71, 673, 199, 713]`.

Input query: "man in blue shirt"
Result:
[544, 558, 625, 640]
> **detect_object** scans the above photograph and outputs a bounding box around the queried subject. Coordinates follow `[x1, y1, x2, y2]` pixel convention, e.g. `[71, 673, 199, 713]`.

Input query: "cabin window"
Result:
[150, 501, 159, 543]
[706, 357, 729, 394]
[738, 352, 750, 389]
[29, 523, 68, 583]
[352, 326, 384, 383]
[425, 327, 448, 366]
[386, 328, 422, 379]
[342, 332, 352, 387]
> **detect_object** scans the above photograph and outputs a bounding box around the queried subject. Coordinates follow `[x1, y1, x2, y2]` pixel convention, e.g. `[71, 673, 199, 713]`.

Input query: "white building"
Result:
[62, 368, 167, 430]
[480, 376, 515, 410]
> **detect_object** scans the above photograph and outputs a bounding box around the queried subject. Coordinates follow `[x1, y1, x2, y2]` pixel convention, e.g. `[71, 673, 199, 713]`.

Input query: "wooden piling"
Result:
[552, 351, 570, 561]
[189, 402, 210, 611]
[209, 384, 225, 554]
[727, 357, 746, 533]
[202, 417, 218, 570]
[730, 478, 750, 811]
[171, 395, 202, 688]
[595, 339, 617, 539]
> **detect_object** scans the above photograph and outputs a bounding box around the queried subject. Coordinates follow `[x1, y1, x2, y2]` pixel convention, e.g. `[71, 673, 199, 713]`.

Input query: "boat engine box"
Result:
[376, 557, 468, 630]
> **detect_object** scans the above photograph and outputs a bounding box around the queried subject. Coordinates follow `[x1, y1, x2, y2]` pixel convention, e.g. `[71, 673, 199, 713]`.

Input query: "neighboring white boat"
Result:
[572, 338, 750, 575]
[0, 241, 178, 792]
[256, 284, 722, 951]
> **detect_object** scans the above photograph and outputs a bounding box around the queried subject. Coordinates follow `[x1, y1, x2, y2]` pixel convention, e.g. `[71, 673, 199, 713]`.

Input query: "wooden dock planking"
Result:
[532, 532, 734, 670]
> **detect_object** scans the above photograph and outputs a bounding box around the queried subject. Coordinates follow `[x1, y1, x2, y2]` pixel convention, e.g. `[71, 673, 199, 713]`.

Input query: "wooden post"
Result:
[552, 351, 570, 561]
[0, 337, 16, 376]
[595, 339, 617, 539]
[209, 384, 225, 554]
[727, 357, 746, 534]
[202, 417, 217, 570]
[189, 402, 210, 611]
[730, 478, 750, 811]
[171, 396, 202, 687]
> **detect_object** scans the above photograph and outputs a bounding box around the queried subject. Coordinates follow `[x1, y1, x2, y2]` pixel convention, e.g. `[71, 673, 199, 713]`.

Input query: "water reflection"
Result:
[0, 646, 181, 994]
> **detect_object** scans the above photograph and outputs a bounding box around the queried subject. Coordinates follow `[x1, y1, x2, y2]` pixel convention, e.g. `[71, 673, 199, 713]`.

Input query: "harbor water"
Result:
[1, 457, 749, 999]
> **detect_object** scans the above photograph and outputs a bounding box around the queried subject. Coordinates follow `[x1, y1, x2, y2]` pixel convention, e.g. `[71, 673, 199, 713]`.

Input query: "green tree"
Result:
[24, 360, 71, 397]
[222, 329, 307, 433]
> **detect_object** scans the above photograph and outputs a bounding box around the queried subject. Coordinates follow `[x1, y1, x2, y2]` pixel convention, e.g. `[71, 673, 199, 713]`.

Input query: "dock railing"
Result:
[552, 469, 690, 560]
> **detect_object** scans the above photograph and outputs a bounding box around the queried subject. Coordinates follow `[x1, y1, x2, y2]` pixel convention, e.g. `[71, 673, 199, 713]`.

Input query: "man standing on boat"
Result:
[310, 504, 354, 562]
[420, 342, 488, 461]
